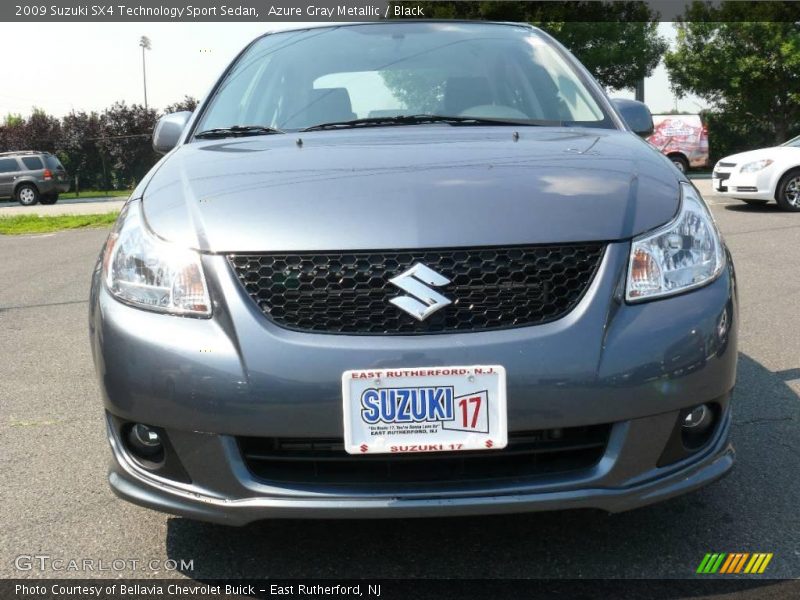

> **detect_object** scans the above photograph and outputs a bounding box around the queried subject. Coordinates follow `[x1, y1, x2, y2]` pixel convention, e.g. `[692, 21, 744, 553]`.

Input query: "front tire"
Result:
[16, 184, 39, 206]
[39, 193, 59, 205]
[776, 169, 800, 212]
[669, 154, 689, 174]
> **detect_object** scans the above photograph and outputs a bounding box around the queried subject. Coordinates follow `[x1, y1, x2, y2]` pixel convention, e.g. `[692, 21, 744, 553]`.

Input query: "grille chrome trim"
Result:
[229, 243, 606, 335]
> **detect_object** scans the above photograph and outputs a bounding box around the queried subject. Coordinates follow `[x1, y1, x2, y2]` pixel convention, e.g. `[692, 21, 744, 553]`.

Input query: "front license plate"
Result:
[342, 365, 507, 455]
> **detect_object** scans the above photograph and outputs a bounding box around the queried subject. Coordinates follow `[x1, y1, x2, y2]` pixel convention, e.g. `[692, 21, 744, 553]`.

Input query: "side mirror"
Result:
[153, 111, 192, 154]
[611, 99, 654, 137]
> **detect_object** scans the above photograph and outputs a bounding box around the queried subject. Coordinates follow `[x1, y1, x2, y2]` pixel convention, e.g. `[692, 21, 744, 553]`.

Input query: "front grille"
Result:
[238, 425, 610, 488]
[228, 244, 605, 334]
[718, 161, 737, 168]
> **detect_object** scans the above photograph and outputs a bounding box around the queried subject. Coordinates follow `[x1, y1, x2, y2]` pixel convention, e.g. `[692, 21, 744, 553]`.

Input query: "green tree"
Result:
[98, 101, 160, 188]
[0, 98, 204, 190]
[58, 111, 107, 190]
[25, 107, 62, 152]
[665, 4, 800, 144]
[0, 108, 61, 153]
[391, 1, 667, 89]
[3, 113, 24, 127]
[0, 115, 27, 151]
[164, 95, 199, 114]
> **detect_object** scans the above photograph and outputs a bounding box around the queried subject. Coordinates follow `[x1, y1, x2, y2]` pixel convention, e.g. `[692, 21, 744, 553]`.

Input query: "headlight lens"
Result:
[626, 183, 724, 302]
[103, 201, 211, 316]
[740, 159, 773, 173]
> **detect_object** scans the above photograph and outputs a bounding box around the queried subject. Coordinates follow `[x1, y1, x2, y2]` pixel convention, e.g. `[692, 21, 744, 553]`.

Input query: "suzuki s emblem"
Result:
[388, 263, 452, 321]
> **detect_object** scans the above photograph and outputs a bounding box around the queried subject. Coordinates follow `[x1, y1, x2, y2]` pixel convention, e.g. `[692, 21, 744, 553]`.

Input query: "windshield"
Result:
[194, 23, 613, 134]
[781, 134, 800, 147]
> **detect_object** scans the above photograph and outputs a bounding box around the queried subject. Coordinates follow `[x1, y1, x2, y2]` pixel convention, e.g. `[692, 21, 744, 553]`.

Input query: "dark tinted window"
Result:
[44, 155, 64, 170]
[0, 158, 20, 173]
[21, 156, 44, 170]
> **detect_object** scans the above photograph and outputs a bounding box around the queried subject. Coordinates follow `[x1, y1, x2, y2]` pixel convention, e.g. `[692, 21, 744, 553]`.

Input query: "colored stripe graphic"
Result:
[699, 553, 718, 574]
[736, 553, 751, 573]
[711, 553, 726, 573]
[759, 554, 774, 573]
[697, 554, 713, 574]
[722, 553, 737, 574]
[744, 554, 760, 574]
[719, 554, 736, 574]
[719, 553, 739, 573]
[700, 553, 774, 574]
[700, 553, 727, 574]
[731, 553, 749, 573]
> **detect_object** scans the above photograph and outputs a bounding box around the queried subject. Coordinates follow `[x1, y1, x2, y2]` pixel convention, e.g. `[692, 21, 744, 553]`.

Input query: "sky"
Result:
[0, 22, 707, 118]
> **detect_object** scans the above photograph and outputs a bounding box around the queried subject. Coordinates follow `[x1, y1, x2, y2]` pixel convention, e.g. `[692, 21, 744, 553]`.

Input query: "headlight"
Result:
[740, 159, 773, 173]
[626, 183, 724, 302]
[103, 200, 211, 316]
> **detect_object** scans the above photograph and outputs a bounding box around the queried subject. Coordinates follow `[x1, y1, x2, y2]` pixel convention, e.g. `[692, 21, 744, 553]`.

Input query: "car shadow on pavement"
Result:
[164, 353, 798, 581]
[723, 202, 782, 213]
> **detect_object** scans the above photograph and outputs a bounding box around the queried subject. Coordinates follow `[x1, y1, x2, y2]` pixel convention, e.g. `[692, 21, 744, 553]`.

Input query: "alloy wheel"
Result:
[785, 176, 800, 207]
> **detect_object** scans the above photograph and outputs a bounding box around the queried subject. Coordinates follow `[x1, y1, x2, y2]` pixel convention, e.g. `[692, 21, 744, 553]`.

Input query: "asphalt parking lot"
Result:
[1, 187, 798, 585]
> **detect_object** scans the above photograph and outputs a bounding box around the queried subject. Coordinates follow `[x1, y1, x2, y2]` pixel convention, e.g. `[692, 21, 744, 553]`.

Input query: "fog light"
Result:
[110, 414, 191, 482]
[658, 400, 725, 467]
[682, 404, 713, 433]
[127, 423, 163, 459]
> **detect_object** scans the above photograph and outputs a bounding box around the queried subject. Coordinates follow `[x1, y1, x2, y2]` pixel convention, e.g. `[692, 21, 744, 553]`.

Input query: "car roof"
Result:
[0, 151, 51, 157]
[258, 20, 537, 37]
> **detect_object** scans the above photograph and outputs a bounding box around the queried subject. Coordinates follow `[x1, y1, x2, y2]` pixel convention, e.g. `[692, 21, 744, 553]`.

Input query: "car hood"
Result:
[142, 127, 681, 252]
[719, 146, 800, 165]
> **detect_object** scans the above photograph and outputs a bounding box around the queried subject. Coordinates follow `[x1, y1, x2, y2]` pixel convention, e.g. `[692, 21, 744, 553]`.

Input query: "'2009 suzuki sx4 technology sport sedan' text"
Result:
[90, 22, 737, 524]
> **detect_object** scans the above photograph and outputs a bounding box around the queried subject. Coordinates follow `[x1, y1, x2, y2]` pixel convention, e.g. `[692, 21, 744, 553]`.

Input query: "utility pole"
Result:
[139, 36, 151, 109]
[635, 78, 645, 103]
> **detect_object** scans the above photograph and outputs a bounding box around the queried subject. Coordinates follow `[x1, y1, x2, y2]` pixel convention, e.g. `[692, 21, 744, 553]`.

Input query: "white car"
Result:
[712, 135, 800, 211]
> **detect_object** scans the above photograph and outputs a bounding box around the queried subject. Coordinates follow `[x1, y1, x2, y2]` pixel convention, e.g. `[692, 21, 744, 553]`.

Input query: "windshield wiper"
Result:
[300, 114, 549, 132]
[194, 125, 285, 139]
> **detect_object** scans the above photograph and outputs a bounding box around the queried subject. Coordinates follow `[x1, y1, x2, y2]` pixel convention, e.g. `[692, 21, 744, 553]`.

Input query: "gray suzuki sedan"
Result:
[90, 22, 737, 525]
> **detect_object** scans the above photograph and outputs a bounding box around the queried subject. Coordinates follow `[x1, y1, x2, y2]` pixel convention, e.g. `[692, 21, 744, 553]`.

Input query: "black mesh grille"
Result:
[238, 425, 610, 488]
[228, 244, 605, 334]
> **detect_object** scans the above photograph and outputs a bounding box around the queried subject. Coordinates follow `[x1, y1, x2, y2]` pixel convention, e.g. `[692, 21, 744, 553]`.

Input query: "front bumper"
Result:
[106, 407, 734, 525]
[712, 167, 774, 200]
[108, 413, 735, 525]
[91, 240, 738, 522]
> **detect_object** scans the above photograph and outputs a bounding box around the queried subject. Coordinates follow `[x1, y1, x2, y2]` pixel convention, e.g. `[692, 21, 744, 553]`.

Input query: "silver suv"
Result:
[0, 151, 70, 205]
